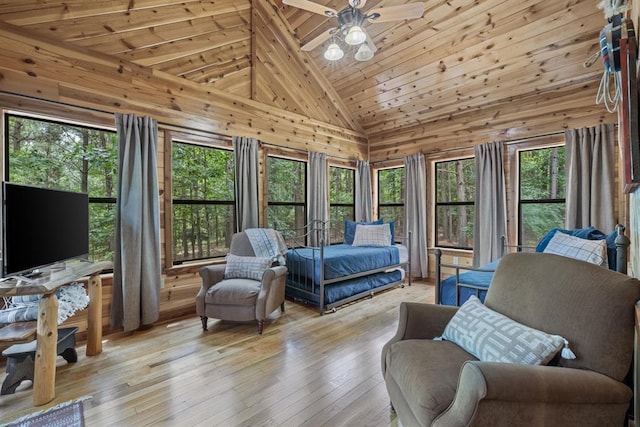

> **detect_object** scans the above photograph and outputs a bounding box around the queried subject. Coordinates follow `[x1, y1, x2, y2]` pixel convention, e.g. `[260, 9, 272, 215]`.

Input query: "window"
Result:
[435, 158, 475, 249]
[378, 167, 405, 241]
[172, 142, 235, 263]
[267, 156, 306, 232]
[329, 166, 355, 225]
[519, 146, 566, 247]
[5, 114, 118, 262]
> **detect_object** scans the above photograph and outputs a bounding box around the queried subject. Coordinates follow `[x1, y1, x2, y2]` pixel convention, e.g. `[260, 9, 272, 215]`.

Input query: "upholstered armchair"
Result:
[196, 231, 287, 334]
[382, 252, 640, 426]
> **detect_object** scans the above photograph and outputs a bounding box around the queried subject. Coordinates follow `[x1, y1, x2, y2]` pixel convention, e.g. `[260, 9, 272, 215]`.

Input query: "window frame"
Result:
[517, 144, 566, 247]
[266, 155, 307, 232]
[171, 140, 235, 265]
[434, 157, 476, 250]
[4, 112, 118, 264]
[329, 165, 355, 225]
[377, 166, 405, 242]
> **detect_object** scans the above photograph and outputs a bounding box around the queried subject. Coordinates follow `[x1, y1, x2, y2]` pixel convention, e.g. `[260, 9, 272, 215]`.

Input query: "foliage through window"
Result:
[5, 114, 118, 262]
[267, 156, 306, 232]
[378, 167, 404, 241]
[519, 146, 566, 247]
[329, 166, 355, 231]
[172, 142, 235, 263]
[435, 158, 475, 249]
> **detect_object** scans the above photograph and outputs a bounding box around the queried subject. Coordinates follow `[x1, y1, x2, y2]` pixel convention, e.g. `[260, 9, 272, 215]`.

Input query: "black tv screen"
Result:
[3, 182, 89, 276]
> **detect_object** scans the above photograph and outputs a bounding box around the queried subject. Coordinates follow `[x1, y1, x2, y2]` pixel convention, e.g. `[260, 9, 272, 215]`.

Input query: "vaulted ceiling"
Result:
[0, 0, 617, 160]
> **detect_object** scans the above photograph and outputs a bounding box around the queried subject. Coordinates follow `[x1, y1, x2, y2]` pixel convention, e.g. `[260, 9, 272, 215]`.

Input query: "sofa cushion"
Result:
[442, 296, 564, 365]
[542, 231, 608, 267]
[385, 339, 477, 426]
[205, 279, 261, 306]
[224, 254, 272, 281]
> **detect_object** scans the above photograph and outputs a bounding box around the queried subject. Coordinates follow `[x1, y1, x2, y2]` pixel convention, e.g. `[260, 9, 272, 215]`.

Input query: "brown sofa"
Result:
[382, 252, 640, 426]
[196, 231, 287, 334]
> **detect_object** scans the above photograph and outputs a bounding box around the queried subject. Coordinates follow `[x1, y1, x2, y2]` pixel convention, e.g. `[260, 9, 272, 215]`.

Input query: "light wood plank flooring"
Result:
[0, 281, 434, 426]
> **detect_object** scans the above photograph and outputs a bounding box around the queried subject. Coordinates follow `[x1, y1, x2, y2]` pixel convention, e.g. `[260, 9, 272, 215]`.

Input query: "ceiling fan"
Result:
[283, 0, 426, 61]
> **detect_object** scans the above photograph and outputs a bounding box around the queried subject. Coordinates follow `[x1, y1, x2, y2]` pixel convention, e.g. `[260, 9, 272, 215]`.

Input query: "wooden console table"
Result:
[0, 260, 111, 405]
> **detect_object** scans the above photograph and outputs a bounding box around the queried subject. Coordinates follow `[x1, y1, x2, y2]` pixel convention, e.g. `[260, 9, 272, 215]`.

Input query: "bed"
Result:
[435, 225, 631, 306]
[280, 220, 410, 314]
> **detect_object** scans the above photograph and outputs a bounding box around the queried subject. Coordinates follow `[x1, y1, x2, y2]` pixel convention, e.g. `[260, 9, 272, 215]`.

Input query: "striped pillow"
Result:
[352, 223, 391, 247]
[224, 254, 272, 281]
[543, 231, 608, 267]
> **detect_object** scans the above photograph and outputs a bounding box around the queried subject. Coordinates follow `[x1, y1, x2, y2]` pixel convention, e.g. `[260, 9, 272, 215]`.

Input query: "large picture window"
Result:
[172, 142, 235, 263]
[267, 156, 306, 232]
[329, 166, 355, 225]
[435, 158, 475, 249]
[519, 146, 566, 246]
[5, 114, 118, 262]
[378, 167, 404, 241]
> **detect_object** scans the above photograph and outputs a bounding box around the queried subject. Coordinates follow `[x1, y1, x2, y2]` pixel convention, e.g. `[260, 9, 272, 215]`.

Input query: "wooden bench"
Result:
[1, 327, 78, 395]
[0, 321, 37, 344]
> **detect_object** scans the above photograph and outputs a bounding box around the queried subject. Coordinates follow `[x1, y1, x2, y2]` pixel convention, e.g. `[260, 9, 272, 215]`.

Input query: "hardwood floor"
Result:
[0, 281, 434, 426]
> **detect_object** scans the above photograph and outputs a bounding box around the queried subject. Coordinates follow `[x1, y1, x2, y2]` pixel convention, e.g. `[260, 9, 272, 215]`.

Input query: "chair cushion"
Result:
[385, 339, 477, 426]
[224, 254, 272, 281]
[205, 279, 261, 306]
[442, 295, 564, 365]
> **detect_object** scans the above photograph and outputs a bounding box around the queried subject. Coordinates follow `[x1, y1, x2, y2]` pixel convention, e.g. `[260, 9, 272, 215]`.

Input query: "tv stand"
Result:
[0, 260, 111, 406]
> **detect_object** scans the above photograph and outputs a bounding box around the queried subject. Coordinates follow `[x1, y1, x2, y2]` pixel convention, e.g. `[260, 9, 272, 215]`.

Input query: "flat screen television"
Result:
[2, 182, 89, 277]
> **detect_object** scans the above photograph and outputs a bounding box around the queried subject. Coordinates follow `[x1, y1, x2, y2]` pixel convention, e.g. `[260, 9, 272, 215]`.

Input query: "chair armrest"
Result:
[381, 302, 458, 375]
[256, 266, 288, 320]
[434, 361, 632, 426]
[196, 264, 226, 316]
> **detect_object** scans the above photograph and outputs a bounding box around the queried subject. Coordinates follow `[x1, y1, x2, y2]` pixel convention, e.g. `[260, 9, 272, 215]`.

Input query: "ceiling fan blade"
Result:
[301, 27, 336, 51]
[283, 0, 337, 17]
[348, 0, 368, 8]
[367, 3, 426, 23]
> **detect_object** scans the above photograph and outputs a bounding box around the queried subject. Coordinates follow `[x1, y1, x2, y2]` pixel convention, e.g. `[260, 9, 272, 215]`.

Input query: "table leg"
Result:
[86, 272, 102, 356]
[33, 293, 58, 406]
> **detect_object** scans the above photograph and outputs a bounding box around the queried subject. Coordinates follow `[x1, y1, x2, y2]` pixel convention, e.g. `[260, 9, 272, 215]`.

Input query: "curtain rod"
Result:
[0, 90, 231, 140]
[372, 130, 570, 165]
[1, 91, 363, 163]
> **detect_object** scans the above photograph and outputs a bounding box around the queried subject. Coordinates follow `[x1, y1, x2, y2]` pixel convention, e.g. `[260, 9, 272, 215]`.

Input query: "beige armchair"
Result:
[382, 252, 640, 426]
[196, 231, 287, 334]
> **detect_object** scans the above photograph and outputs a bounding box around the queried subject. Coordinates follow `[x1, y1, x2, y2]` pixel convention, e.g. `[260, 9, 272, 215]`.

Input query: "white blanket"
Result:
[245, 228, 288, 266]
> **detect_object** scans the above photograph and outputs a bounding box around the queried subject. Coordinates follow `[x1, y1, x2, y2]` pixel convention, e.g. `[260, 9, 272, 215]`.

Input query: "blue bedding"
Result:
[286, 270, 403, 306]
[439, 259, 501, 306]
[286, 243, 400, 283]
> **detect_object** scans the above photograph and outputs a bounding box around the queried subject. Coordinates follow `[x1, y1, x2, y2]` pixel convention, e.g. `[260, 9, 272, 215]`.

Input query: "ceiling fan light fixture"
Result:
[355, 43, 374, 61]
[324, 42, 344, 60]
[345, 25, 367, 45]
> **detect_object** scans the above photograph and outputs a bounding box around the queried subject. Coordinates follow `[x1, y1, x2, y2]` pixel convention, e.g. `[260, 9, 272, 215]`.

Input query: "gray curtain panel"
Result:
[355, 160, 372, 222]
[565, 124, 615, 232]
[472, 141, 507, 267]
[308, 152, 328, 246]
[110, 113, 161, 332]
[233, 136, 259, 232]
[404, 153, 428, 278]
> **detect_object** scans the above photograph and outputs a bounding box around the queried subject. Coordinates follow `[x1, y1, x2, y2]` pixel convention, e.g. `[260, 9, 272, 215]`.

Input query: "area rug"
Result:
[1, 396, 91, 427]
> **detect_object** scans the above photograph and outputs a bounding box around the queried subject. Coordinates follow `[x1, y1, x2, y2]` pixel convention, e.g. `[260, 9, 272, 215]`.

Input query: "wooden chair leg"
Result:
[258, 320, 264, 335]
[200, 316, 208, 331]
[281, 302, 285, 312]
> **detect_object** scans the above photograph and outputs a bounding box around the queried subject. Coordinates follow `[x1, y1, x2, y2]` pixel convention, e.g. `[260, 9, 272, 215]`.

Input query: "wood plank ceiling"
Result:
[0, 0, 615, 158]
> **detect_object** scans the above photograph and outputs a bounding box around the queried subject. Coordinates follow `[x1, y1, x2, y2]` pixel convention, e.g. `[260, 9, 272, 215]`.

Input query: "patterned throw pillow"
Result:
[344, 219, 384, 244]
[441, 296, 564, 365]
[352, 223, 391, 247]
[543, 231, 608, 267]
[224, 254, 272, 281]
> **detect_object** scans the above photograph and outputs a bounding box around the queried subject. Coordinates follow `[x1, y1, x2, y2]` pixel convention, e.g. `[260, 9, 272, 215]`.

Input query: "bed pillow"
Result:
[224, 254, 272, 281]
[388, 221, 396, 243]
[344, 218, 383, 244]
[352, 223, 392, 247]
[542, 231, 608, 267]
[442, 296, 564, 365]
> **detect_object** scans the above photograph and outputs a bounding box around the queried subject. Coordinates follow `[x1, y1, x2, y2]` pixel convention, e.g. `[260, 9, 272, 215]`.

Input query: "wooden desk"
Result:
[0, 260, 111, 405]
